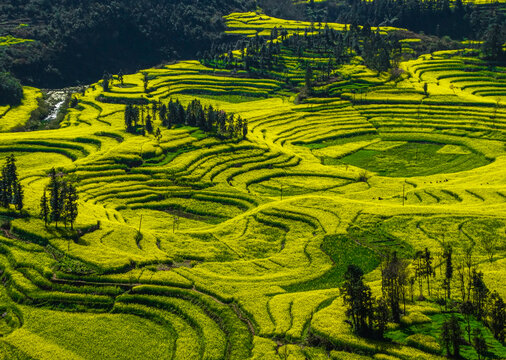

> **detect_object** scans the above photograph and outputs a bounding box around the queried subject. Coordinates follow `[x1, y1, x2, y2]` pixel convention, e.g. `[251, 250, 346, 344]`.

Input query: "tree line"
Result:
[40, 168, 79, 230]
[124, 99, 248, 140]
[342, 245, 505, 358]
[202, 23, 404, 91]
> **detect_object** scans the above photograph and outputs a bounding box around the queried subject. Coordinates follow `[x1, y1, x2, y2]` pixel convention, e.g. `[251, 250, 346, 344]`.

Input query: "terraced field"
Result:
[0, 13, 505, 360]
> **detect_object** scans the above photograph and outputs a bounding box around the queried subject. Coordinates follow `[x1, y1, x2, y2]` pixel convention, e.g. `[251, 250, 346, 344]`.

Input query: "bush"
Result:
[0, 72, 23, 106]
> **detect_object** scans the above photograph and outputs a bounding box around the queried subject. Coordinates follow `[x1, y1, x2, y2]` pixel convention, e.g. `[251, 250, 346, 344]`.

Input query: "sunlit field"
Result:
[0, 10, 504, 360]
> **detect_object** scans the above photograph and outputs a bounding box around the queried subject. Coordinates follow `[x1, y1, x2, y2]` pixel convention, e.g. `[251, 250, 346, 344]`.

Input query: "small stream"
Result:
[41, 90, 72, 123]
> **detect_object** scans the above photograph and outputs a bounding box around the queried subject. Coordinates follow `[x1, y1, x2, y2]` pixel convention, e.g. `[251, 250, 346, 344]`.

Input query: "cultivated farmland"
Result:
[0, 10, 504, 360]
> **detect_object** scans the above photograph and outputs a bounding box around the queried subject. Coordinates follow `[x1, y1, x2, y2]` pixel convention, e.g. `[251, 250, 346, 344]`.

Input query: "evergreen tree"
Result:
[48, 168, 61, 228]
[159, 104, 168, 126]
[65, 183, 79, 230]
[60, 180, 68, 228]
[341, 265, 374, 336]
[40, 191, 50, 227]
[381, 251, 409, 323]
[473, 328, 488, 360]
[460, 301, 474, 343]
[440, 315, 462, 358]
[471, 270, 489, 321]
[12, 181, 23, 211]
[488, 291, 505, 343]
[482, 13, 505, 61]
[125, 104, 134, 133]
[102, 73, 111, 92]
[143, 72, 149, 92]
[424, 247, 434, 296]
[242, 119, 248, 139]
[443, 246, 453, 303]
[145, 114, 153, 134]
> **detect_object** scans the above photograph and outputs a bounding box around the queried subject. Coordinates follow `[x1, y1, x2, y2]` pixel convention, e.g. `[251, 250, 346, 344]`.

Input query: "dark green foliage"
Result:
[44, 168, 78, 229]
[381, 251, 410, 323]
[460, 300, 473, 343]
[471, 269, 489, 321]
[40, 191, 49, 226]
[0, 72, 23, 106]
[440, 314, 463, 358]
[0, 0, 251, 87]
[443, 246, 453, 304]
[0, 155, 23, 211]
[341, 265, 374, 336]
[473, 328, 488, 360]
[165, 98, 248, 140]
[481, 11, 506, 61]
[488, 291, 505, 343]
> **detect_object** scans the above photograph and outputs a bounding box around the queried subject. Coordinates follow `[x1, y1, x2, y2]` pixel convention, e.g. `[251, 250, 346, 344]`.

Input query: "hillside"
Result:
[0, 4, 505, 360]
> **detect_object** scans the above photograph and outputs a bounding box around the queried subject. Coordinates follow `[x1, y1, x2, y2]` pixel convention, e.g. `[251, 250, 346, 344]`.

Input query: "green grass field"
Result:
[0, 11, 504, 360]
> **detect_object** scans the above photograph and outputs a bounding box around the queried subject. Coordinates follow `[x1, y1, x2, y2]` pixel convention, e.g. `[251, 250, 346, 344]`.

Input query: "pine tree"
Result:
[471, 270, 489, 321]
[12, 181, 23, 211]
[145, 114, 153, 134]
[460, 301, 473, 343]
[473, 328, 488, 360]
[440, 315, 462, 358]
[424, 247, 434, 296]
[65, 183, 79, 230]
[341, 265, 375, 336]
[125, 104, 134, 133]
[48, 168, 61, 228]
[242, 119, 248, 139]
[143, 73, 149, 92]
[159, 104, 167, 126]
[444, 246, 453, 303]
[102, 73, 110, 92]
[488, 291, 505, 343]
[40, 190, 49, 227]
[60, 180, 68, 228]
[381, 251, 409, 323]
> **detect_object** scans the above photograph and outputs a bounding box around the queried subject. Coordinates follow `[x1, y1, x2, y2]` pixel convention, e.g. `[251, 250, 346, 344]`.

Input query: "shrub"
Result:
[0, 72, 23, 106]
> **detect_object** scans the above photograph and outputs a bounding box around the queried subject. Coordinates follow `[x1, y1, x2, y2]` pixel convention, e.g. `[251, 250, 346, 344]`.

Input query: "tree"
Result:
[423, 82, 428, 96]
[443, 246, 453, 304]
[459, 301, 473, 343]
[488, 291, 505, 343]
[0, 154, 22, 211]
[440, 314, 462, 358]
[374, 297, 389, 339]
[65, 183, 79, 230]
[145, 114, 153, 134]
[12, 181, 23, 211]
[143, 73, 149, 92]
[102, 73, 111, 92]
[471, 270, 489, 321]
[381, 251, 409, 323]
[0, 72, 23, 106]
[40, 191, 50, 227]
[48, 168, 62, 228]
[125, 104, 134, 133]
[118, 70, 124, 85]
[242, 118, 248, 139]
[473, 328, 487, 360]
[304, 65, 313, 94]
[424, 247, 434, 296]
[159, 104, 167, 126]
[482, 13, 505, 61]
[341, 265, 374, 336]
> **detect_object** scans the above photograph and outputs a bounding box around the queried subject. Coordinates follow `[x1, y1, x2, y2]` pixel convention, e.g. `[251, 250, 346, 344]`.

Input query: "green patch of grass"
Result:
[283, 234, 379, 292]
[337, 141, 490, 177]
